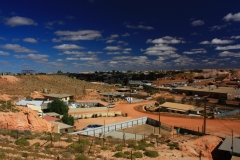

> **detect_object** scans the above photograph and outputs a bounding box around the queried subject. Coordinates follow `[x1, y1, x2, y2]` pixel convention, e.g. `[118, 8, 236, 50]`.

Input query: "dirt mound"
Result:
[179, 135, 222, 159]
[0, 75, 19, 83]
[0, 106, 52, 131]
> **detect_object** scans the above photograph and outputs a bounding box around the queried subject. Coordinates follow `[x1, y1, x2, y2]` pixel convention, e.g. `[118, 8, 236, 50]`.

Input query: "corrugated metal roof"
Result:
[218, 137, 240, 154]
[190, 107, 204, 112]
[44, 116, 60, 121]
[160, 102, 195, 111]
[17, 100, 43, 106]
[45, 112, 60, 116]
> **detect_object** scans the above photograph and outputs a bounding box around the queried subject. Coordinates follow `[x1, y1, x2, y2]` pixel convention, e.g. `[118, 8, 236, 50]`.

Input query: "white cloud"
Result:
[1, 44, 37, 53]
[62, 51, 85, 55]
[147, 36, 184, 44]
[210, 24, 230, 31]
[230, 36, 240, 39]
[183, 48, 207, 54]
[5, 16, 37, 27]
[223, 12, 240, 22]
[191, 20, 204, 26]
[12, 38, 20, 42]
[0, 60, 10, 65]
[200, 38, 234, 44]
[0, 36, 6, 40]
[45, 21, 65, 29]
[107, 52, 121, 55]
[0, 51, 10, 56]
[109, 61, 118, 64]
[53, 30, 101, 42]
[104, 46, 122, 51]
[14, 53, 49, 60]
[106, 40, 115, 43]
[53, 44, 84, 50]
[23, 38, 38, 43]
[215, 44, 240, 50]
[110, 34, 119, 39]
[173, 56, 196, 66]
[122, 33, 130, 37]
[219, 51, 240, 57]
[66, 57, 79, 61]
[126, 24, 154, 30]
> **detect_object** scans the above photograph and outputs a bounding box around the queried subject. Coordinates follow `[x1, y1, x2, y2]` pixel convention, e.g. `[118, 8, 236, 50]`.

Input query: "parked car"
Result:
[82, 124, 103, 130]
[106, 103, 115, 108]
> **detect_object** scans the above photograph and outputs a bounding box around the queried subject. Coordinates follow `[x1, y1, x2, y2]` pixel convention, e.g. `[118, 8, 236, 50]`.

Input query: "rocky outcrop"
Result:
[0, 106, 52, 132]
[179, 135, 222, 160]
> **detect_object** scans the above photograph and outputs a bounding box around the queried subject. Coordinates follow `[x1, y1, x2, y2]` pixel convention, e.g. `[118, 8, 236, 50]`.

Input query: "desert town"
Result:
[0, 69, 239, 160]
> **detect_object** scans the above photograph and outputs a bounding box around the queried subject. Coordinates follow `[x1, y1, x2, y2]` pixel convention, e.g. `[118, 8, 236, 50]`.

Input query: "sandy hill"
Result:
[0, 75, 112, 100]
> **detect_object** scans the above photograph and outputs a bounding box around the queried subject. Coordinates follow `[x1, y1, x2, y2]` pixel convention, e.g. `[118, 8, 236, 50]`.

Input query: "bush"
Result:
[127, 140, 137, 149]
[65, 136, 73, 143]
[113, 152, 125, 158]
[133, 151, 143, 158]
[75, 154, 89, 160]
[144, 150, 159, 158]
[69, 142, 88, 153]
[124, 151, 130, 155]
[15, 138, 30, 146]
[0, 152, 6, 158]
[167, 142, 179, 150]
[101, 146, 109, 150]
[22, 152, 28, 158]
[115, 145, 123, 151]
[32, 142, 40, 149]
[94, 139, 102, 145]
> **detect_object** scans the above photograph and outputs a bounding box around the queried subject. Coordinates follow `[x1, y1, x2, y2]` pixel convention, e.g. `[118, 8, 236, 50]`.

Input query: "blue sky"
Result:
[0, 0, 240, 73]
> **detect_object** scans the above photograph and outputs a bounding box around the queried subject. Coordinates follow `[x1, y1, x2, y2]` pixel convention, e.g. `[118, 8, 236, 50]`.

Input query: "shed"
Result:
[160, 102, 195, 114]
[50, 121, 74, 133]
[45, 112, 61, 118]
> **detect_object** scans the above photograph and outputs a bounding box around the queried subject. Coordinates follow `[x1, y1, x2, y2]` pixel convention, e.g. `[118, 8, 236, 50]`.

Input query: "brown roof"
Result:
[160, 102, 195, 111]
[43, 116, 60, 121]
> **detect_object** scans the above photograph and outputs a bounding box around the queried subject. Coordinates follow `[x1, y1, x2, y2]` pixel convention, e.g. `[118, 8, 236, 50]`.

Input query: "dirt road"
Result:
[110, 100, 240, 138]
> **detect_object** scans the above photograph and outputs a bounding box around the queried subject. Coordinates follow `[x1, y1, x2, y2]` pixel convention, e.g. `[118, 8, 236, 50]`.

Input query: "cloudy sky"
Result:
[0, 0, 240, 73]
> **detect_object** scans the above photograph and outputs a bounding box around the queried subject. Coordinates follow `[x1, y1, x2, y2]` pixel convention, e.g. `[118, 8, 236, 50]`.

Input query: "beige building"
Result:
[160, 102, 195, 114]
[43, 94, 73, 101]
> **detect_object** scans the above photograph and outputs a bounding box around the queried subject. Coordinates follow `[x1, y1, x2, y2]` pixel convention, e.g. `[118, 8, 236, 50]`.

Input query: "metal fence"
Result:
[71, 117, 148, 136]
[215, 110, 240, 118]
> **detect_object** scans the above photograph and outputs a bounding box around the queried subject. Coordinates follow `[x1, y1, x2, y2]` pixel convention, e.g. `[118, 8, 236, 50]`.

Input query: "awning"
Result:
[218, 137, 240, 154]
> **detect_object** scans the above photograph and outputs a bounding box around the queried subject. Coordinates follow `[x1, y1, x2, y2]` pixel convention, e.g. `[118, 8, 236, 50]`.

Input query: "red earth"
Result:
[110, 100, 240, 138]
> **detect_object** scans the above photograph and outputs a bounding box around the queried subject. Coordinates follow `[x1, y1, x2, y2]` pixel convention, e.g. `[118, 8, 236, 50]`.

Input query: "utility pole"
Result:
[159, 107, 161, 134]
[231, 129, 233, 155]
[203, 96, 208, 134]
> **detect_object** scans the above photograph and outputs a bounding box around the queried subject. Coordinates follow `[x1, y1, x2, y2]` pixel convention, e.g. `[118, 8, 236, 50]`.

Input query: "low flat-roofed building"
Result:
[160, 102, 195, 114]
[189, 107, 204, 115]
[43, 94, 73, 101]
[51, 121, 74, 133]
[174, 86, 236, 99]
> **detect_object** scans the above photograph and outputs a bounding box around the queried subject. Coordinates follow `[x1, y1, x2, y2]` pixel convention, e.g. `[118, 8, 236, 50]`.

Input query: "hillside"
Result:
[0, 75, 113, 100]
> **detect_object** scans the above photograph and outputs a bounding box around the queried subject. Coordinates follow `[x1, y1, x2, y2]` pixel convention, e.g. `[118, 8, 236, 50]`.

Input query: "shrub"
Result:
[94, 139, 102, 145]
[127, 140, 137, 149]
[15, 138, 30, 146]
[65, 136, 73, 143]
[75, 154, 89, 160]
[124, 151, 130, 155]
[32, 142, 40, 149]
[62, 152, 72, 159]
[0, 152, 6, 158]
[115, 145, 123, 151]
[144, 150, 159, 158]
[22, 152, 28, 158]
[101, 146, 109, 150]
[113, 152, 125, 158]
[167, 142, 179, 149]
[133, 151, 143, 158]
[69, 142, 88, 153]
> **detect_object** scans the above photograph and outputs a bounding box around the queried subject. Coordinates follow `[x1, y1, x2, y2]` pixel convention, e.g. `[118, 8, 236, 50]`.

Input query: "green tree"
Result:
[62, 114, 74, 126]
[47, 99, 69, 115]
[156, 96, 166, 104]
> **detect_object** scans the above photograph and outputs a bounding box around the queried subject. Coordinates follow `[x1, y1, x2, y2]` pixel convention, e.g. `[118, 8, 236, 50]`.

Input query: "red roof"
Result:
[43, 116, 60, 122]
